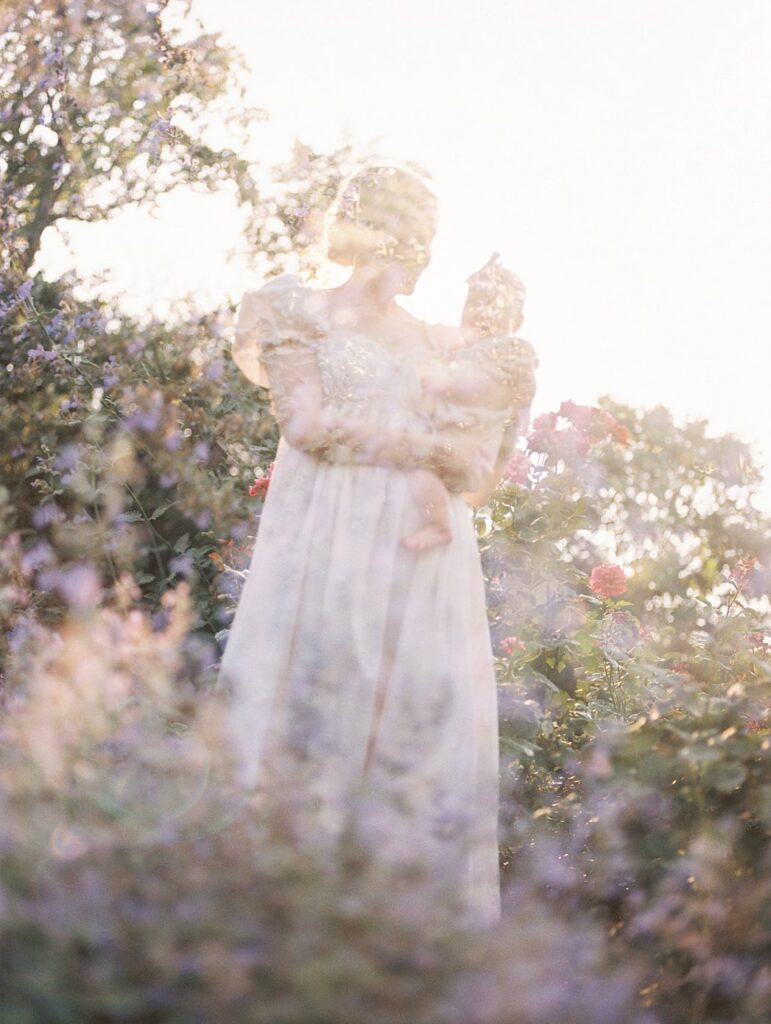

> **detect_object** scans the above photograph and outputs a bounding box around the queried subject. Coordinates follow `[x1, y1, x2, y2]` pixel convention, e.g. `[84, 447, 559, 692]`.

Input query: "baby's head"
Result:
[462, 252, 526, 337]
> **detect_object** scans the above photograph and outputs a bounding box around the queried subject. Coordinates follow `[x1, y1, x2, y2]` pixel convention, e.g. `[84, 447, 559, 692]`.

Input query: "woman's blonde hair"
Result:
[322, 160, 440, 268]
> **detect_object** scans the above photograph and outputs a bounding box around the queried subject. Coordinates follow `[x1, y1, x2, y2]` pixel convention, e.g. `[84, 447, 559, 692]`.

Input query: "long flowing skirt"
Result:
[217, 436, 501, 927]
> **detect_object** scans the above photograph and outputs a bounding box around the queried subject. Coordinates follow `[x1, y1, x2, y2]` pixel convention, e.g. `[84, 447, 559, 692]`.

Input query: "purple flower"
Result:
[36, 562, 102, 610]
[183, 634, 217, 671]
[7, 616, 33, 654]
[32, 501, 64, 528]
[163, 431, 181, 451]
[20, 539, 56, 573]
[47, 311, 65, 339]
[54, 443, 80, 472]
[193, 440, 209, 462]
[127, 338, 146, 355]
[159, 471, 178, 488]
[152, 608, 170, 632]
[204, 357, 224, 380]
[169, 552, 194, 579]
[124, 408, 161, 432]
[26, 345, 58, 362]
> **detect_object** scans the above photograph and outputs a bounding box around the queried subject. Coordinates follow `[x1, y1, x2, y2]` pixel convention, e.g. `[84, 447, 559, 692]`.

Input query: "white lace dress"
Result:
[216, 272, 508, 927]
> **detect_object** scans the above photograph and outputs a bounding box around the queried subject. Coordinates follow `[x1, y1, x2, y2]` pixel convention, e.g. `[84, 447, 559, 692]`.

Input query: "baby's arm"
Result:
[278, 377, 490, 494]
[421, 360, 509, 410]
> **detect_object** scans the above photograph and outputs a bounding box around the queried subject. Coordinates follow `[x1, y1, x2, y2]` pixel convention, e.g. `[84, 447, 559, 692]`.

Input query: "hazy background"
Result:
[34, 0, 771, 511]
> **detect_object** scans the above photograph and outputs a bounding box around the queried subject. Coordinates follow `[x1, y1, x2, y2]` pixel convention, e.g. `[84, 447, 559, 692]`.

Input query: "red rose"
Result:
[500, 635, 526, 655]
[248, 461, 275, 499]
[558, 400, 595, 433]
[589, 564, 627, 598]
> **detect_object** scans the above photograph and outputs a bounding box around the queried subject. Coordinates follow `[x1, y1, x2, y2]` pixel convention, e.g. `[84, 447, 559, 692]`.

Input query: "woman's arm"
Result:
[355, 419, 494, 494]
[262, 348, 491, 493]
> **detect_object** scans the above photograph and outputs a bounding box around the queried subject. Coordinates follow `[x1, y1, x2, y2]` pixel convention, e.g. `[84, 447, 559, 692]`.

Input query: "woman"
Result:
[216, 162, 530, 928]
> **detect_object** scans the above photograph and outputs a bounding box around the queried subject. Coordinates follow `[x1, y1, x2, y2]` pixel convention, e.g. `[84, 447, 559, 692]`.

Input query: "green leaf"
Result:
[148, 500, 176, 520]
[500, 735, 541, 758]
[703, 759, 748, 793]
[529, 671, 561, 693]
[174, 531, 190, 553]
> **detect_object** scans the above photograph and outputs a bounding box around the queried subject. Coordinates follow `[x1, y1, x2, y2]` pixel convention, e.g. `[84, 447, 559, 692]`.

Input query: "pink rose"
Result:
[505, 450, 530, 486]
[500, 635, 526, 655]
[589, 564, 627, 598]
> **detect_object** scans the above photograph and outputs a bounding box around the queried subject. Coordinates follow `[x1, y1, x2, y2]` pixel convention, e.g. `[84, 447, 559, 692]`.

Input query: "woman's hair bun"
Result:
[323, 160, 439, 268]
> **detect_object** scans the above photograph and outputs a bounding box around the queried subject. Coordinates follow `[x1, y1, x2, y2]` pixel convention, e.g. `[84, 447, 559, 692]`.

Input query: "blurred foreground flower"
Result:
[36, 562, 103, 611]
[0, 579, 642, 1024]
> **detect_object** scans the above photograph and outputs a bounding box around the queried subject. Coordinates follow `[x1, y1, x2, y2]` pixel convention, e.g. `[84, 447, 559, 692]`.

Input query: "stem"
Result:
[124, 483, 170, 581]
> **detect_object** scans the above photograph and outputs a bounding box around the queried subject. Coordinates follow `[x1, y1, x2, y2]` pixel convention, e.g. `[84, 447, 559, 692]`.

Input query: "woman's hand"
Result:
[334, 419, 489, 494]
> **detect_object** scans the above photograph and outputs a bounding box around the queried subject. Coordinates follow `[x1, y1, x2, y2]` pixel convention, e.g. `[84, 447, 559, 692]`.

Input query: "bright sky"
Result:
[37, 0, 771, 512]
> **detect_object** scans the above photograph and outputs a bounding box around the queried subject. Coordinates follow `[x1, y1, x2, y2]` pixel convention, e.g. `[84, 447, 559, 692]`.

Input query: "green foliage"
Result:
[479, 401, 771, 1020]
[1, 0, 263, 273]
[1, 3, 771, 1019]
[0, 266, 284, 673]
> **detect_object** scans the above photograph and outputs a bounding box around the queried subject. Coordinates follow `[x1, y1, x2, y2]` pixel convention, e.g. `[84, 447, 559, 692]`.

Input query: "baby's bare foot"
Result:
[401, 524, 453, 552]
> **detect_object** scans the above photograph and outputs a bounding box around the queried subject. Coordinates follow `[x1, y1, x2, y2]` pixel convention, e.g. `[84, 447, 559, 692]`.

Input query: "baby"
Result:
[400, 252, 539, 552]
[281, 253, 538, 554]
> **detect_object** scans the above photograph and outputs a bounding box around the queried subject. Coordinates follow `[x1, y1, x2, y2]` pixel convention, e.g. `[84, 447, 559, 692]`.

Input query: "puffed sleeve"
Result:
[231, 272, 314, 390]
[231, 272, 342, 453]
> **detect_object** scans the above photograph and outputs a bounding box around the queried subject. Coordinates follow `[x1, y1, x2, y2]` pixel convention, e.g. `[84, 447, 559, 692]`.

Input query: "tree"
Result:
[0, 0, 263, 276]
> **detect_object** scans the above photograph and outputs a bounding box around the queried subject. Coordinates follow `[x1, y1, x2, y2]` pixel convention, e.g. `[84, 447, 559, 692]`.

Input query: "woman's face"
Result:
[361, 185, 436, 294]
[359, 232, 433, 297]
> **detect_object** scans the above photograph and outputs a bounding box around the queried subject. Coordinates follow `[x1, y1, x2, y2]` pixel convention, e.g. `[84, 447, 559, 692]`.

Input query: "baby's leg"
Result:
[400, 469, 453, 552]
